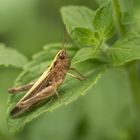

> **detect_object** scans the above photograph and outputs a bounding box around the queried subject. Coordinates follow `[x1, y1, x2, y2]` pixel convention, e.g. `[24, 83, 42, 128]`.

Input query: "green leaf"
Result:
[16, 68, 134, 140]
[60, 6, 95, 33]
[93, 1, 114, 40]
[61, 3, 114, 50]
[72, 47, 108, 64]
[7, 43, 106, 134]
[71, 27, 100, 47]
[107, 33, 140, 66]
[0, 44, 28, 68]
[72, 47, 95, 64]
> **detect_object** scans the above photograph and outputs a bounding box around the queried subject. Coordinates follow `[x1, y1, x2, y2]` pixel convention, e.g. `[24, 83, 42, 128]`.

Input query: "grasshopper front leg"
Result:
[8, 81, 35, 94]
[67, 67, 86, 81]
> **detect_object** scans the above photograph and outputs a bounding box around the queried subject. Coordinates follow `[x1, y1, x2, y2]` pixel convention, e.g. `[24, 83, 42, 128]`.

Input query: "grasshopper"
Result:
[8, 49, 85, 117]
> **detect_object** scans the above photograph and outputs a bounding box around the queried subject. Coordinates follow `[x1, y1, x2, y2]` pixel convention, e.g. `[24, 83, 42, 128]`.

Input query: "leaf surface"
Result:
[107, 33, 140, 66]
[7, 43, 106, 134]
[61, 6, 95, 33]
[0, 44, 28, 68]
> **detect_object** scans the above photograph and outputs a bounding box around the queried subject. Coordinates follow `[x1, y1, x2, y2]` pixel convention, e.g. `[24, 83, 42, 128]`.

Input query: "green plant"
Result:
[6, 0, 140, 137]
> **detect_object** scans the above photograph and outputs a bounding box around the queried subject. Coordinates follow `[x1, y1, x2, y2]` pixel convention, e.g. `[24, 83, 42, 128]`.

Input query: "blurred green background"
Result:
[0, 0, 140, 140]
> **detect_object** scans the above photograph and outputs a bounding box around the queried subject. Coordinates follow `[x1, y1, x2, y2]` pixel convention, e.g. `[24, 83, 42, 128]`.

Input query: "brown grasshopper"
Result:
[8, 49, 85, 117]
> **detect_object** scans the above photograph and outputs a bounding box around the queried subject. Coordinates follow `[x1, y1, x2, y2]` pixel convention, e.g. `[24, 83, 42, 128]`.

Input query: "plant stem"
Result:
[112, 0, 140, 110]
[112, 0, 140, 137]
[127, 62, 140, 111]
[112, 0, 126, 36]
[127, 62, 140, 137]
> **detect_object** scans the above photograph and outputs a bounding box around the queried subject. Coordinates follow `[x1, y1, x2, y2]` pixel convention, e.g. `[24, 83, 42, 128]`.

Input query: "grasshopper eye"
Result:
[59, 52, 65, 59]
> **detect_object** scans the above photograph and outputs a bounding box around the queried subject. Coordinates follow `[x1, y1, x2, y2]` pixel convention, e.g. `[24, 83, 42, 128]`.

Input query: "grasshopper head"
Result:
[57, 49, 71, 68]
[58, 49, 68, 59]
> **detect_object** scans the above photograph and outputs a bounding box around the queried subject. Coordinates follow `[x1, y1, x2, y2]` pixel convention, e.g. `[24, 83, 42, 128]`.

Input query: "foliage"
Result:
[0, 0, 140, 139]
[0, 44, 28, 68]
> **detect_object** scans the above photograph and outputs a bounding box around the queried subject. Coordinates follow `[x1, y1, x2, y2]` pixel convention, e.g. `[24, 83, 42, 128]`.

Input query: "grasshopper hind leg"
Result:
[10, 80, 63, 117]
[8, 81, 35, 94]
[10, 85, 55, 117]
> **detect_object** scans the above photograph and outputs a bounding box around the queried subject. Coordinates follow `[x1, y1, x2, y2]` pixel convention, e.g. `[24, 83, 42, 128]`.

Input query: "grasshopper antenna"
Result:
[62, 25, 69, 51]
